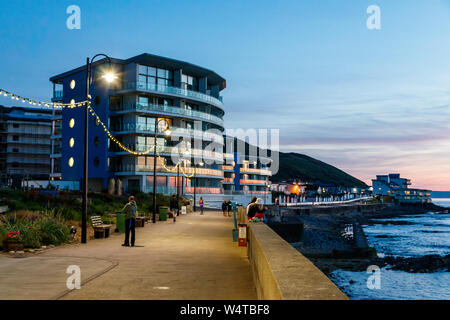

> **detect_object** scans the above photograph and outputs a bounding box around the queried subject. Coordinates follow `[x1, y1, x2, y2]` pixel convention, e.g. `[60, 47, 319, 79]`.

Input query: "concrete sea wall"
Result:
[247, 223, 348, 300]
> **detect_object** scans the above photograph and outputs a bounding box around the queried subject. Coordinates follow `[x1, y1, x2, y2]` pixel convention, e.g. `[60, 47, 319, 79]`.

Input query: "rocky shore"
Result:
[268, 202, 449, 275]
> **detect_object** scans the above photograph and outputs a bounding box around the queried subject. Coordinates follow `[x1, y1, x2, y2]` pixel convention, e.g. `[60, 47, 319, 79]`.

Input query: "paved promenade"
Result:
[0, 211, 256, 300]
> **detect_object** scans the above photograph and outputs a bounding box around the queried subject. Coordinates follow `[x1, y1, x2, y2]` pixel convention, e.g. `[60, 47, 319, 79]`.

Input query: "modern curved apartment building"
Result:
[50, 53, 226, 194]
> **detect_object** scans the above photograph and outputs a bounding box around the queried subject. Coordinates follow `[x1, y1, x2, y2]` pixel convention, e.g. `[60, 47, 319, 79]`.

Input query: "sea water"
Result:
[329, 199, 450, 300]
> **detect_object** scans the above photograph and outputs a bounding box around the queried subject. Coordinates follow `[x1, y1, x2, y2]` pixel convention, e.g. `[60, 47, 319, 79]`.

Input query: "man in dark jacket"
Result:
[227, 200, 233, 217]
[122, 196, 137, 247]
[222, 200, 227, 216]
[170, 195, 178, 216]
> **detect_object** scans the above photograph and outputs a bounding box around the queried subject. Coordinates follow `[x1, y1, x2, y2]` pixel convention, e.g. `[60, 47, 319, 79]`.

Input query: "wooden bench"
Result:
[90, 216, 112, 239]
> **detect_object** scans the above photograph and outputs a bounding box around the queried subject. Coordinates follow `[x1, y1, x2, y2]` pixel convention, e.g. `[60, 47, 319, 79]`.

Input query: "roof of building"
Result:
[0, 105, 54, 121]
[50, 53, 226, 90]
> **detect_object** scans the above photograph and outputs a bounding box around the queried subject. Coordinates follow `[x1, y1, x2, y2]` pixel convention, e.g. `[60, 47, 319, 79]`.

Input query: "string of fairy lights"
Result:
[87, 103, 195, 178]
[0, 88, 196, 179]
[0, 88, 89, 108]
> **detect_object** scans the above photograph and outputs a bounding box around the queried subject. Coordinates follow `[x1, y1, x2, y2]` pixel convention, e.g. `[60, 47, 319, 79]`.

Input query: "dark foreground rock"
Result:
[311, 254, 450, 275]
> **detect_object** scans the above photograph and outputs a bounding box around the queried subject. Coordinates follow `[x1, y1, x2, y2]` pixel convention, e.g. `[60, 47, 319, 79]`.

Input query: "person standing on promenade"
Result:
[199, 197, 204, 215]
[122, 196, 137, 247]
[227, 200, 232, 217]
[170, 195, 178, 216]
[222, 200, 227, 216]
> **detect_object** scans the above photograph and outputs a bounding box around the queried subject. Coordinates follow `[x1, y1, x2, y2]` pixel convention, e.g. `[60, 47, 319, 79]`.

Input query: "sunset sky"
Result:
[1, 0, 450, 190]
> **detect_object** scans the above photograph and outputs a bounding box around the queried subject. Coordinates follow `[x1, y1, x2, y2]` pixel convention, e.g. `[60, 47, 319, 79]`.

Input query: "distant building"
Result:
[0, 106, 60, 187]
[222, 136, 272, 197]
[372, 173, 431, 203]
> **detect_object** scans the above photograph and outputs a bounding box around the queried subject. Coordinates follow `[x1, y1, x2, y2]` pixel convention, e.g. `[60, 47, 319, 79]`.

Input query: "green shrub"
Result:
[16, 220, 41, 248]
[37, 217, 70, 246]
[59, 206, 81, 221]
[7, 200, 28, 211]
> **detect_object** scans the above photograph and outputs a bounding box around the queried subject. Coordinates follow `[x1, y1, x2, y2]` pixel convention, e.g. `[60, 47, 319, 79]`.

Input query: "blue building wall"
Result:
[60, 67, 111, 189]
[233, 153, 241, 191]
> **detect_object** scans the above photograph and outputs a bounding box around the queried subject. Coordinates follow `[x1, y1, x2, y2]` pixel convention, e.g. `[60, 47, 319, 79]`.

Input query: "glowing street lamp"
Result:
[81, 54, 117, 244]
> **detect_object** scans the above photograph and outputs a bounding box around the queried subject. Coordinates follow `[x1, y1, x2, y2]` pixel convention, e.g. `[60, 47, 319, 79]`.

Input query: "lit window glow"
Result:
[68, 157, 74, 167]
[69, 118, 75, 128]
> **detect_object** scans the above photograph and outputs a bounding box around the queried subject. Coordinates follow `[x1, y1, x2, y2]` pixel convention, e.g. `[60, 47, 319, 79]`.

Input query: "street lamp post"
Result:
[82, 54, 117, 244]
[193, 162, 204, 212]
[152, 118, 171, 224]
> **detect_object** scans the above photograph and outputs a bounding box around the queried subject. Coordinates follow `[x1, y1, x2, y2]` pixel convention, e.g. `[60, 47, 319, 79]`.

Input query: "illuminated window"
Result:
[94, 137, 100, 147]
[69, 118, 75, 128]
[68, 157, 74, 167]
[70, 80, 76, 89]
[69, 138, 75, 148]
[94, 157, 100, 167]
[70, 99, 75, 108]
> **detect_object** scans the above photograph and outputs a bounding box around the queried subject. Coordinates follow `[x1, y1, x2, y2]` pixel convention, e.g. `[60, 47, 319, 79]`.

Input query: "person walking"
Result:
[122, 196, 137, 247]
[227, 200, 232, 217]
[222, 200, 227, 216]
[199, 197, 204, 215]
[170, 195, 178, 217]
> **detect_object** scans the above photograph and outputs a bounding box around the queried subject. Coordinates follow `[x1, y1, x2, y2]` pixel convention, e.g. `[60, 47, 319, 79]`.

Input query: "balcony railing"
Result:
[110, 123, 224, 142]
[222, 165, 234, 171]
[221, 178, 234, 183]
[240, 168, 272, 176]
[113, 165, 224, 177]
[52, 90, 63, 101]
[110, 103, 224, 126]
[240, 179, 268, 185]
[184, 187, 222, 194]
[110, 145, 223, 160]
[122, 82, 224, 109]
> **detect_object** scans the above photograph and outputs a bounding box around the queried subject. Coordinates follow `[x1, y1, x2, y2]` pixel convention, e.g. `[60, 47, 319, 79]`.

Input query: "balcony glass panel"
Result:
[122, 81, 224, 108]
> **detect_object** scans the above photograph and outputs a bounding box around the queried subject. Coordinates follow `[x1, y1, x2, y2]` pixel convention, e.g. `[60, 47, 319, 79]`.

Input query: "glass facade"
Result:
[139, 65, 173, 87]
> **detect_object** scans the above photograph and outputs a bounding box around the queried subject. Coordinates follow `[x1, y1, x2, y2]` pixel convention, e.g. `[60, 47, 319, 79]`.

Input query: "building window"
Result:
[69, 118, 75, 128]
[182, 74, 198, 91]
[70, 80, 76, 90]
[12, 148, 19, 153]
[94, 157, 100, 167]
[70, 99, 75, 108]
[13, 135, 19, 141]
[94, 96, 101, 106]
[13, 123, 19, 128]
[138, 65, 173, 88]
[68, 157, 74, 167]
[69, 138, 75, 148]
[94, 137, 100, 147]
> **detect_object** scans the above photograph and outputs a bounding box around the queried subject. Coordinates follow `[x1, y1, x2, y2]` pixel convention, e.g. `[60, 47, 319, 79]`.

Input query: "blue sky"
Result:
[1, 0, 450, 189]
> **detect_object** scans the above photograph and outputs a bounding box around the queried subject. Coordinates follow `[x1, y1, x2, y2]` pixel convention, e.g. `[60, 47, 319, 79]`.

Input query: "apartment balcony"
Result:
[52, 90, 63, 102]
[222, 165, 234, 172]
[110, 123, 224, 143]
[7, 150, 51, 156]
[240, 179, 268, 186]
[221, 178, 234, 184]
[110, 103, 224, 127]
[113, 165, 224, 178]
[118, 82, 224, 110]
[240, 167, 272, 176]
[184, 187, 222, 194]
[109, 145, 224, 162]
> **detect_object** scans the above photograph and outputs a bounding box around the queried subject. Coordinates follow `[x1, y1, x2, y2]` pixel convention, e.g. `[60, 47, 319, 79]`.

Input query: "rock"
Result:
[16, 251, 25, 255]
[28, 249, 35, 253]
[48, 245, 55, 248]
[41, 246, 47, 249]
[9, 251, 15, 255]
